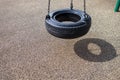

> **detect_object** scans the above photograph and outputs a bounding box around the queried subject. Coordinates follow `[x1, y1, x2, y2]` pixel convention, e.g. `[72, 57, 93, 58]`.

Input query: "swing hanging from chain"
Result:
[45, 0, 91, 39]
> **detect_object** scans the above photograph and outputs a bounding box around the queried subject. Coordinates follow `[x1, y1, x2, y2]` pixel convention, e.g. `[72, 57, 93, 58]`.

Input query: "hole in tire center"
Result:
[55, 13, 81, 23]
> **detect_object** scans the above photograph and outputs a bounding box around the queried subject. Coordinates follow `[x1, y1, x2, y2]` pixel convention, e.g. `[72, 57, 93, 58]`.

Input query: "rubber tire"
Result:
[45, 9, 91, 39]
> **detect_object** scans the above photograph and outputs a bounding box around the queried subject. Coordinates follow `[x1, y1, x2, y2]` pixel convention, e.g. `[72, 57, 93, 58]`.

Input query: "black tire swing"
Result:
[45, 0, 91, 39]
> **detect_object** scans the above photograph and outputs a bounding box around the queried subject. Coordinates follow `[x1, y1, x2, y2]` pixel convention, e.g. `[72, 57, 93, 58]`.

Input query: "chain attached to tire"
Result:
[48, 0, 86, 14]
[83, 0, 86, 13]
[70, 0, 73, 10]
[48, 0, 51, 14]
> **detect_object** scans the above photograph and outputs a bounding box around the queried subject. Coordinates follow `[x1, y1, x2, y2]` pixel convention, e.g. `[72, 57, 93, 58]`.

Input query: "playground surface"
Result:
[0, 0, 120, 80]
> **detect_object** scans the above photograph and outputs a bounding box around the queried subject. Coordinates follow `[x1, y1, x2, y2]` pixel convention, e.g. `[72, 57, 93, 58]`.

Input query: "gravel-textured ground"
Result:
[0, 0, 120, 80]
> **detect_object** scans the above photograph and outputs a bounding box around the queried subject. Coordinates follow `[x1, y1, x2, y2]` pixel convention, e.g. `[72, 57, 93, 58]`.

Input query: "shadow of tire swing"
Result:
[74, 38, 117, 62]
[45, 0, 91, 39]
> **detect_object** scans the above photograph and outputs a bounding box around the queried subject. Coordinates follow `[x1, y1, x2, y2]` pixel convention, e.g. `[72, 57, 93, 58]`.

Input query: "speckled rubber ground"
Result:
[0, 0, 120, 80]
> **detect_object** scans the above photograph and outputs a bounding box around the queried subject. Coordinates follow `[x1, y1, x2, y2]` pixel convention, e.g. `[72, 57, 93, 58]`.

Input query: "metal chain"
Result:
[84, 0, 86, 13]
[70, 0, 73, 9]
[70, 0, 86, 13]
[48, 0, 86, 14]
[48, 0, 51, 14]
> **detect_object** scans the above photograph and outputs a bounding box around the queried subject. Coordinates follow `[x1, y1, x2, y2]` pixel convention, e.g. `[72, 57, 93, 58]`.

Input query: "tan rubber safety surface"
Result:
[0, 0, 120, 80]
